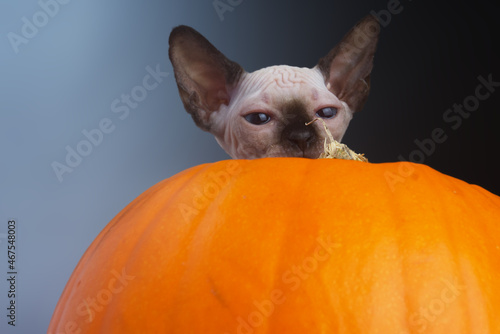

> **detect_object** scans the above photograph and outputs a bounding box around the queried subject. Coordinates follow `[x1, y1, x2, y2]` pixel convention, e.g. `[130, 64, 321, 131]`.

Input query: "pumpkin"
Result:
[48, 158, 500, 334]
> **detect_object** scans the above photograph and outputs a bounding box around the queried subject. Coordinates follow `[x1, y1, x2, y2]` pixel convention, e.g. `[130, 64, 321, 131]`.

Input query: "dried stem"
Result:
[306, 118, 368, 162]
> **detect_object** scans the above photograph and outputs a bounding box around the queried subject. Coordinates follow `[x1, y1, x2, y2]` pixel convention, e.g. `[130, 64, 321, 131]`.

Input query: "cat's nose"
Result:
[287, 129, 315, 152]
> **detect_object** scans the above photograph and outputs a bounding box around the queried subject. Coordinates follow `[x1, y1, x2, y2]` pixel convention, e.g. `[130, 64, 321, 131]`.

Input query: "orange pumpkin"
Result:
[48, 158, 500, 334]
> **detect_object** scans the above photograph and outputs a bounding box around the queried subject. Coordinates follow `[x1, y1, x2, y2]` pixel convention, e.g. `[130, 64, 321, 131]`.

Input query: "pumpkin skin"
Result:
[48, 158, 500, 334]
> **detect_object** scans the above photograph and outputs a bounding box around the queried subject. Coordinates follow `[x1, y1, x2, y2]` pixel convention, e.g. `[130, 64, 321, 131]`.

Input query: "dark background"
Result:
[1, 0, 498, 332]
[217, 0, 500, 195]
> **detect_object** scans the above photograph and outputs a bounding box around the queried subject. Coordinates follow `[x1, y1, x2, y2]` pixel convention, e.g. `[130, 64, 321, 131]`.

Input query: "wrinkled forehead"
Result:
[239, 65, 327, 99]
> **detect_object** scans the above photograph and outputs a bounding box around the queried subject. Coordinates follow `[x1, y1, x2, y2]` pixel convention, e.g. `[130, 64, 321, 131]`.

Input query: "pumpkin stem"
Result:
[306, 118, 368, 162]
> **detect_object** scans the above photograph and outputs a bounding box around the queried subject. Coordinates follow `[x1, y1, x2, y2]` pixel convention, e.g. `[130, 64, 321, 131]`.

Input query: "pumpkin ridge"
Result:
[266, 160, 314, 333]
[123, 163, 222, 331]
[157, 161, 250, 331]
[386, 172, 413, 334]
[134, 163, 239, 331]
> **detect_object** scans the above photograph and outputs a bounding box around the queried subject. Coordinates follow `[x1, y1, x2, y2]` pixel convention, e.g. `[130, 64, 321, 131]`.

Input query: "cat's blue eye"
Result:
[316, 107, 337, 119]
[244, 113, 271, 125]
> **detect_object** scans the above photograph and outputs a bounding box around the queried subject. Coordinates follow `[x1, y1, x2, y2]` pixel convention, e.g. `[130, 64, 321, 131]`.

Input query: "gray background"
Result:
[1, 0, 498, 332]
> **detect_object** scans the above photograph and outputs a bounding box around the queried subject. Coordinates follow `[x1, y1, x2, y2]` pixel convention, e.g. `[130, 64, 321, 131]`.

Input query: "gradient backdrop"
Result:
[1, 0, 499, 332]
